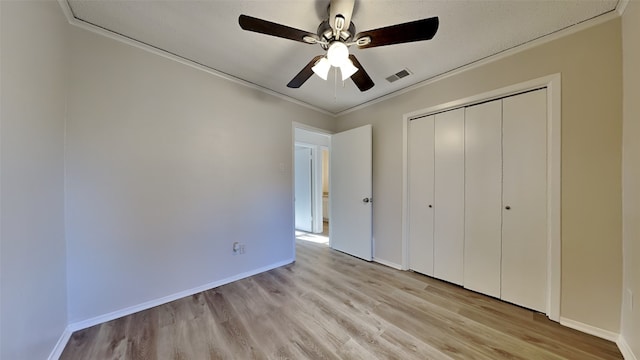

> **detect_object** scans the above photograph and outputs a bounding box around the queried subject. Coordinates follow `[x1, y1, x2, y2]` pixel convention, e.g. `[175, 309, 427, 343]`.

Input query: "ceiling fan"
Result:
[238, 0, 439, 92]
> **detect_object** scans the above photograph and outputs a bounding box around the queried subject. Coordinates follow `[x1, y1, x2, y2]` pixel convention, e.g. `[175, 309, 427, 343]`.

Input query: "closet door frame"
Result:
[401, 74, 561, 321]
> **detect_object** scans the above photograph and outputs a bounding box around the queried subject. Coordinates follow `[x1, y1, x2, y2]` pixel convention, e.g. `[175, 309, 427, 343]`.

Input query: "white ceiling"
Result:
[66, 0, 619, 115]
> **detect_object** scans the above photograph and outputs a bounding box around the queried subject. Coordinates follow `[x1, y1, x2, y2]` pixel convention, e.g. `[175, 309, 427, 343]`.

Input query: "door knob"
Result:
[505, 206, 511, 210]
[428, 204, 433, 208]
[362, 197, 371, 203]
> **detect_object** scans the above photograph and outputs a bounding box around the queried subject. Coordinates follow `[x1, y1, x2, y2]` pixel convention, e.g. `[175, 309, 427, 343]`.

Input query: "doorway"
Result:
[294, 146, 313, 232]
[294, 127, 330, 245]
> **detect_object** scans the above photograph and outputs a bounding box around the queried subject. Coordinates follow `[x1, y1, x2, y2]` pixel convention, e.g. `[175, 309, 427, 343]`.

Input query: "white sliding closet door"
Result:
[434, 109, 465, 285]
[408, 116, 435, 276]
[464, 100, 503, 298]
[502, 89, 548, 312]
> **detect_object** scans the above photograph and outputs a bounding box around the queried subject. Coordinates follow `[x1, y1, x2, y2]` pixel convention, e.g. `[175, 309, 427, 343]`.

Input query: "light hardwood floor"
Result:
[61, 238, 622, 359]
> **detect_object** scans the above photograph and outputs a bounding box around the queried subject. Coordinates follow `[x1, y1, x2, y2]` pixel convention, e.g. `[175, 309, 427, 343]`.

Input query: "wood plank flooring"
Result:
[60, 239, 623, 359]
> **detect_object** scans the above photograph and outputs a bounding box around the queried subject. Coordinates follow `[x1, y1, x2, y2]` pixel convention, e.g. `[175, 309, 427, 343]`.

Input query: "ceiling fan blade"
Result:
[329, 0, 355, 32]
[355, 17, 439, 49]
[348, 55, 374, 92]
[287, 55, 324, 88]
[239, 15, 318, 44]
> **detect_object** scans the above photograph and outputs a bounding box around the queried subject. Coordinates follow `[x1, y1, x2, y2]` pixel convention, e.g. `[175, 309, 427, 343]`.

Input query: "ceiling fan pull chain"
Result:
[334, 67, 338, 100]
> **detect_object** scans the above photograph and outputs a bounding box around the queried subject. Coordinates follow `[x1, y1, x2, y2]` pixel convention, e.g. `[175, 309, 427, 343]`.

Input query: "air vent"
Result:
[385, 69, 412, 83]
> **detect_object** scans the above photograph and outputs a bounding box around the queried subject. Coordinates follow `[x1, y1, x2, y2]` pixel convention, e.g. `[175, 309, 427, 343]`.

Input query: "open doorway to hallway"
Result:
[294, 127, 330, 245]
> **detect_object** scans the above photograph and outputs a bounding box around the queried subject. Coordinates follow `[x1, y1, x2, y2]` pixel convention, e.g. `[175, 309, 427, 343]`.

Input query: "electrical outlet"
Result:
[233, 242, 240, 255]
[232, 242, 246, 255]
[627, 288, 634, 311]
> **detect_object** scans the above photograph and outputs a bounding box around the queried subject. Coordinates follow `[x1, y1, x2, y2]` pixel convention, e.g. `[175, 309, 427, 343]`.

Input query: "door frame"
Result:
[292, 123, 332, 236]
[294, 145, 314, 232]
[401, 74, 561, 321]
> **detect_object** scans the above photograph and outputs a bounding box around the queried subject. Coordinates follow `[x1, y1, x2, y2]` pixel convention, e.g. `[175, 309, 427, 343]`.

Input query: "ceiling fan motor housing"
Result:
[317, 20, 355, 49]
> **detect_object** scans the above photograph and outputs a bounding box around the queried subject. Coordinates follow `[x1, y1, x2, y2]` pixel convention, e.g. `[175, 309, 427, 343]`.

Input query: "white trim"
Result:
[57, 0, 620, 118]
[310, 145, 323, 233]
[55, 1, 333, 117]
[294, 142, 323, 234]
[293, 123, 333, 238]
[292, 122, 333, 251]
[68, 258, 293, 332]
[618, 335, 638, 360]
[401, 74, 561, 321]
[559, 317, 619, 342]
[546, 74, 562, 322]
[401, 107, 410, 271]
[373, 257, 403, 270]
[291, 124, 298, 261]
[47, 326, 73, 360]
[617, 0, 630, 16]
[335, 11, 619, 117]
[292, 122, 334, 136]
[56, 0, 74, 20]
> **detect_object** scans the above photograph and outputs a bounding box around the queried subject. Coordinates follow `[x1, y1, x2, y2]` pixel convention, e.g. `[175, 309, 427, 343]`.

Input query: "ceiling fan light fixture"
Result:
[240, 4, 440, 92]
[312, 57, 331, 80]
[339, 59, 359, 80]
[327, 41, 349, 67]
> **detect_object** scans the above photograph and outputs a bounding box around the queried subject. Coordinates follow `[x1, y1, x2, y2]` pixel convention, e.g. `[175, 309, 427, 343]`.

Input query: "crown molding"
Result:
[57, 0, 624, 119]
[617, 0, 630, 16]
[55, 0, 334, 118]
[334, 8, 622, 118]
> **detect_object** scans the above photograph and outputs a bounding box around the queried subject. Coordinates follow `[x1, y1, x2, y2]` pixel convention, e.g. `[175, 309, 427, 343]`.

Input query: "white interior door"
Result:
[502, 89, 548, 312]
[408, 116, 435, 276]
[295, 146, 313, 232]
[434, 108, 465, 285]
[464, 100, 503, 297]
[330, 125, 372, 261]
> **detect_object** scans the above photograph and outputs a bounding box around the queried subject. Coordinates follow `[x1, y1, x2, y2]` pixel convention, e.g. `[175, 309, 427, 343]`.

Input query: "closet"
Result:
[408, 108, 465, 284]
[408, 88, 547, 313]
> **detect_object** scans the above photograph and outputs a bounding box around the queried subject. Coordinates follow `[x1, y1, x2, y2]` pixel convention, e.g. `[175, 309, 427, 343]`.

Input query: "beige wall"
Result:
[336, 19, 623, 332]
[621, 1, 640, 357]
[1, 1, 69, 359]
[65, 26, 333, 322]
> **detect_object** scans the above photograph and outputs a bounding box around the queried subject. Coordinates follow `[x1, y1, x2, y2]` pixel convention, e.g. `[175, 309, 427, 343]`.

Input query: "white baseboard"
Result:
[559, 317, 619, 341]
[618, 335, 638, 360]
[48, 325, 73, 360]
[373, 257, 403, 270]
[68, 258, 294, 332]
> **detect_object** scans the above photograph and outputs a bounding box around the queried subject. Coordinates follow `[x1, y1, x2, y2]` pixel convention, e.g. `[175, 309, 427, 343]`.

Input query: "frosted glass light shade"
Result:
[339, 59, 358, 81]
[327, 42, 349, 67]
[313, 42, 358, 81]
[312, 57, 331, 80]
